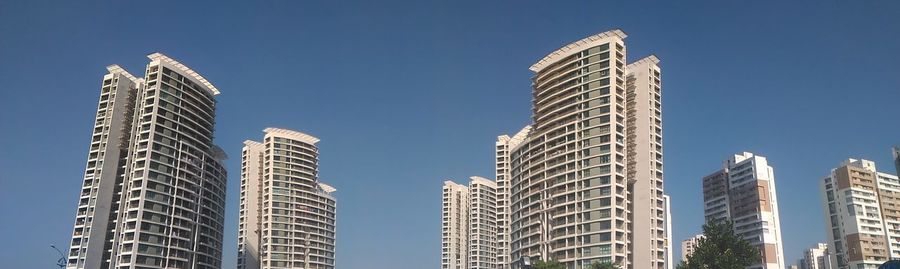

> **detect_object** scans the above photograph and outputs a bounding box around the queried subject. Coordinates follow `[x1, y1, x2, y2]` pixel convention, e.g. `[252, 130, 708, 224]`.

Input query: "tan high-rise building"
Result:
[702, 152, 784, 269]
[442, 177, 499, 269]
[66, 53, 228, 269]
[680, 234, 704, 262]
[821, 158, 900, 269]
[237, 128, 337, 269]
[506, 29, 671, 269]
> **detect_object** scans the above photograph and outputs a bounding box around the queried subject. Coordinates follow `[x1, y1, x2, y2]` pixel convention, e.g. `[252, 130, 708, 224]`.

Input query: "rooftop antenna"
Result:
[50, 245, 66, 269]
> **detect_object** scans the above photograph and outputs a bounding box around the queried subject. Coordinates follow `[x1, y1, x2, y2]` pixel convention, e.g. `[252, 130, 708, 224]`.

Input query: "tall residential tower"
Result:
[66, 53, 228, 269]
[821, 159, 900, 269]
[506, 29, 672, 269]
[441, 177, 499, 269]
[442, 181, 471, 269]
[702, 152, 785, 269]
[496, 126, 532, 269]
[237, 128, 337, 269]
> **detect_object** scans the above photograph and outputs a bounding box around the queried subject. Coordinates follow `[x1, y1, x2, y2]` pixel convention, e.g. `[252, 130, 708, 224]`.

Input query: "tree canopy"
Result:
[677, 220, 760, 269]
[532, 260, 566, 269]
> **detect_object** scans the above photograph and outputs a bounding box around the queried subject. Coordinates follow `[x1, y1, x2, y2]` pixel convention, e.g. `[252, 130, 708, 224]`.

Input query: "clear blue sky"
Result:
[1, 1, 898, 268]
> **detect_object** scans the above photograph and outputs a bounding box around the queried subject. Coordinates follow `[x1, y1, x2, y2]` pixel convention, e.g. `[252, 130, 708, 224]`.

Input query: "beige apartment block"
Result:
[506, 29, 672, 269]
[821, 159, 900, 269]
[800, 243, 832, 269]
[238, 128, 337, 269]
[496, 126, 533, 269]
[626, 54, 668, 269]
[702, 152, 785, 269]
[443, 181, 471, 269]
[66, 53, 228, 269]
[442, 177, 500, 269]
[680, 234, 704, 262]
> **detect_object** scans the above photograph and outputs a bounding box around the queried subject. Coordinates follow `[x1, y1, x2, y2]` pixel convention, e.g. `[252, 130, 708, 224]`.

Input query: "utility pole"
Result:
[50, 245, 66, 269]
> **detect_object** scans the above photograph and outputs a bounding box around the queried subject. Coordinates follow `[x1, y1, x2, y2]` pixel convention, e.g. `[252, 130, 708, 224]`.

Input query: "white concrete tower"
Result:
[66, 53, 228, 269]
[469, 176, 499, 269]
[496, 126, 532, 269]
[626, 55, 667, 269]
[443, 181, 471, 269]
[680, 234, 704, 263]
[238, 141, 264, 269]
[238, 128, 337, 269]
[507, 29, 670, 269]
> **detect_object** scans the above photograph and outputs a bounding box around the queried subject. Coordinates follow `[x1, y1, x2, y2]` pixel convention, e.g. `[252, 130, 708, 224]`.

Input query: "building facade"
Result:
[238, 128, 337, 269]
[506, 29, 671, 269]
[66, 53, 228, 269]
[799, 243, 832, 269]
[821, 159, 900, 269]
[496, 127, 532, 269]
[680, 234, 704, 262]
[702, 152, 785, 269]
[664, 195, 673, 269]
[469, 177, 499, 269]
[441, 177, 499, 269]
[443, 181, 471, 269]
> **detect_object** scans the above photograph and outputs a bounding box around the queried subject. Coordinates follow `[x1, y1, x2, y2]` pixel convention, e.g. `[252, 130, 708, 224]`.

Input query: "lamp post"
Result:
[50, 245, 66, 269]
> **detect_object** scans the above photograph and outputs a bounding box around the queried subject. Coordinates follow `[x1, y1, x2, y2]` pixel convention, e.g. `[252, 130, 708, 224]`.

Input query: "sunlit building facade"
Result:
[443, 181, 471, 269]
[821, 159, 900, 269]
[238, 128, 337, 269]
[66, 53, 228, 269]
[800, 243, 832, 269]
[496, 126, 532, 269]
[702, 152, 785, 269]
[442, 177, 499, 269]
[507, 29, 671, 269]
[680, 234, 704, 263]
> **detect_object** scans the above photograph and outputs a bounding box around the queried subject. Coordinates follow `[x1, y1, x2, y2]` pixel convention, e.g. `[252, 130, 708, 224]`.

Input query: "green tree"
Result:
[588, 261, 621, 269]
[678, 220, 760, 269]
[532, 260, 566, 269]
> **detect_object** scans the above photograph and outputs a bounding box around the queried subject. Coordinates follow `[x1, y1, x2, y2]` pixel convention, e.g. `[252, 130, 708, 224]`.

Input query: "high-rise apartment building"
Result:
[799, 243, 832, 269]
[469, 176, 499, 269]
[506, 29, 671, 269]
[496, 126, 532, 269]
[680, 234, 704, 262]
[237, 128, 337, 269]
[702, 152, 785, 269]
[821, 159, 900, 269]
[443, 181, 471, 269]
[66, 53, 228, 269]
[441, 177, 499, 269]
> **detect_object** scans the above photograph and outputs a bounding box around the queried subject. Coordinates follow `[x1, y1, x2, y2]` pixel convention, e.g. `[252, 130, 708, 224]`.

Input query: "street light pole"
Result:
[50, 245, 66, 269]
